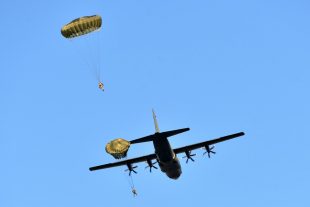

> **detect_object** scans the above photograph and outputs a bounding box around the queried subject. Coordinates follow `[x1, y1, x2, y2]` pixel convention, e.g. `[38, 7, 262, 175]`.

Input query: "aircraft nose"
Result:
[167, 169, 182, 179]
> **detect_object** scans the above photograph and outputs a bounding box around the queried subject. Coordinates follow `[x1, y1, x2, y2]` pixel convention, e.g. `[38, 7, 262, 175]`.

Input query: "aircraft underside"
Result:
[158, 156, 182, 179]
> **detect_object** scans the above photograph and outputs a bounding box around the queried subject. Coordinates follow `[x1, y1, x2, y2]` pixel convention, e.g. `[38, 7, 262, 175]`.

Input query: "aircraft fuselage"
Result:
[153, 133, 182, 179]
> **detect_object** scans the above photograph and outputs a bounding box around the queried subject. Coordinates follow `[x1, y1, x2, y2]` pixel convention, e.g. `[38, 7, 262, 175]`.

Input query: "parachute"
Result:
[61, 15, 105, 91]
[105, 138, 131, 159]
[61, 15, 102, 39]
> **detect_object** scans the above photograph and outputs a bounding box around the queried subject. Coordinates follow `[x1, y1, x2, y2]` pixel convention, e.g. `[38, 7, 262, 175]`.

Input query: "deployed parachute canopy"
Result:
[61, 15, 102, 39]
[105, 138, 131, 159]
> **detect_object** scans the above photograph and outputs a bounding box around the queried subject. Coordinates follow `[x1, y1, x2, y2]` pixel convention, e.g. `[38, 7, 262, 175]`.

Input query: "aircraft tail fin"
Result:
[152, 109, 160, 133]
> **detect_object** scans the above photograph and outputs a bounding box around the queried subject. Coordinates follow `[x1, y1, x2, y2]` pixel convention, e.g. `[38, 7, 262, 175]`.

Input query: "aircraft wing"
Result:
[89, 153, 157, 171]
[174, 132, 245, 154]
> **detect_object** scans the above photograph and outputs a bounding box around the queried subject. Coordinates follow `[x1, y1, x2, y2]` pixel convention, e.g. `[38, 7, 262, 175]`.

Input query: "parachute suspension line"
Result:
[93, 30, 103, 84]
[85, 34, 98, 79]
[96, 31, 101, 82]
[68, 38, 93, 79]
[129, 174, 135, 188]
[123, 170, 138, 196]
[90, 32, 102, 84]
[69, 37, 95, 77]
[129, 173, 138, 197]
[73, 33, 98, 82]
[94, 31, 102, 82]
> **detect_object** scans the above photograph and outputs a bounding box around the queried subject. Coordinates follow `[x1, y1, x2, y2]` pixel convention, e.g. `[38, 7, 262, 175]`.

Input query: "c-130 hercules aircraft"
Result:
[89, 110, 245, 179]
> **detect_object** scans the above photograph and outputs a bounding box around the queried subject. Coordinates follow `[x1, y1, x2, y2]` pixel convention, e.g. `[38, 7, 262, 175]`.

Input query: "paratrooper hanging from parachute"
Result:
[105, 138, 137, 196]
[61, 15, 105, 92]
[98, 81, 104, 91]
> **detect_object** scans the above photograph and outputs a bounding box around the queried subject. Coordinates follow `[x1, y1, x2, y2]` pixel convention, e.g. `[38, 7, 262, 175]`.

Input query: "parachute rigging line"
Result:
[123, 170, 137, 196]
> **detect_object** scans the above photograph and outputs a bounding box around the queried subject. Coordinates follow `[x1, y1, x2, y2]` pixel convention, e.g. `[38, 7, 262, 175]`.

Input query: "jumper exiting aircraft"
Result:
[89, 110, 245, 179]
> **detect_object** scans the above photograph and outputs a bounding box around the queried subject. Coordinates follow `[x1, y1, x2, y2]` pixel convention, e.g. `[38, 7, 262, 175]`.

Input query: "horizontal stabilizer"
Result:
[130, 134, 155, 144]
[160, 128, 190, 138]
[130, 128, 190, 144]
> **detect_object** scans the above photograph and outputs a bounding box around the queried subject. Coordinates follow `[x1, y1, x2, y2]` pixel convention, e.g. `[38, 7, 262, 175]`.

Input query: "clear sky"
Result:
[1, 0, 309, 206]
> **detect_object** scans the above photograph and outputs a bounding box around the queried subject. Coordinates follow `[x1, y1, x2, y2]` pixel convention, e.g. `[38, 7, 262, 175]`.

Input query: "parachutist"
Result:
[61, 15, 104, 92]
[98, 82, 104, 91]
[132, 188, 138, 197]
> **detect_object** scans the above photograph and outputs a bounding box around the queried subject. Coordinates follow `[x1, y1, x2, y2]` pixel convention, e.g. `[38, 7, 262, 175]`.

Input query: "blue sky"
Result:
[1, 0, 309, 206]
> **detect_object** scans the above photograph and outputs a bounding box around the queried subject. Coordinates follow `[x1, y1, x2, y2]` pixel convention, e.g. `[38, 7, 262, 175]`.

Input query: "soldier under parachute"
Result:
[105, 138, 137, 196]
[98, 81, 104, 91]
[132, 188, 138, 197]
[61, 15, 105, 92]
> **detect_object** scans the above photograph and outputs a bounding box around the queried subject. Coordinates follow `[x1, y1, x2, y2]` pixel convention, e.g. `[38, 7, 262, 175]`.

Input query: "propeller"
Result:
[145, 159, 158, 172]
[183, 150, 196, 163]
[203, 145, 216, 158]
[125, 163, 138, 176]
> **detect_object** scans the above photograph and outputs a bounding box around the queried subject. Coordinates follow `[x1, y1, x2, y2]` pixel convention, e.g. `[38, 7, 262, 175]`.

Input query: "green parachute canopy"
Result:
[105, 138, 131, 159]
[61, 15, 102, 39]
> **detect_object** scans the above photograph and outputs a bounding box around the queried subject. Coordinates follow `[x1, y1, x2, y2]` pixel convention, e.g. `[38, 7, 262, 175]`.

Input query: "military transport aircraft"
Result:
[89, 110, 245, 179]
